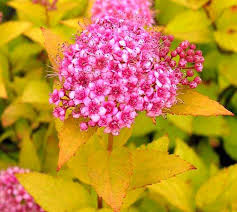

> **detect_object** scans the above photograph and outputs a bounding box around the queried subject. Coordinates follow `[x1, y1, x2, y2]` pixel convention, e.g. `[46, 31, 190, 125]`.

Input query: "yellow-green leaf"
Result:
[149, 178, 195, 212]
[1, 103, 36, 127]
[207, 0, 237, 21]
[58, 117, 96, 170]
[49, 1, 79, 26]
[214, 31, 237, 53]
[8, 0, 46, 26]
[21, 80, 50, 105]
[20, 136, 41, 171]
[133, 112, 156, 136]
[43, 135, 59, 174]
[167, 115, 193, 134]
[218, 54, 237, 86]
[41, 27, 65, 71]
[192, 116, 229, 136]
[97, 127, 133, 149]
[170, 0, 209, 9]
[196, 164, 237, 212]
[0, 21, 31, 46]
[67, 135, 104, 184]
[17, 172, 91, 212]
[175, 139, 208, 189]
[122, 188, 144, 209]
[0, 53, 8, 98]
[130, 149, 195, 189]
[166, 89, 233, 116]
[88, 147, 133, 212]
[61, 18, 88, 31]
[165, 10, 212, 43]
[24, 27, 44, 45]
[140, 135, 169, 152]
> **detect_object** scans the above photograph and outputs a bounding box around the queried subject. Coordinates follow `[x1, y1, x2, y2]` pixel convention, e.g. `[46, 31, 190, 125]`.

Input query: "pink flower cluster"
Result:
[91, 0, 154, 26]
[49, 16, 204, 135]
[0, 167, 44, 212]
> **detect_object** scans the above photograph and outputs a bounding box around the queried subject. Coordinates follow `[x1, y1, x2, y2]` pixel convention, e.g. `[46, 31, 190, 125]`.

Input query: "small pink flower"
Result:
[0, 167, 44, 212]
[92, 0, 154, 26]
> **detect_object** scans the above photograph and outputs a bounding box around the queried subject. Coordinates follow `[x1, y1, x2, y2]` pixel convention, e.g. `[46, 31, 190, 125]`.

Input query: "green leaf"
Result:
[149, 177, 195, 212]
[0, 151, 16, 170]
[10, 41, 42, 72]
[192, 116, 229, 136]
[133, 112, 156, 136]
[197, 141, 219, 167]
[0, 21, 31, 46]
[175, 139, 208, 189]
[58, 117, 97, 170]
[17, 172, 91, 212]
[196, 164, 237, 212]
[165, 10, 213, 43]
[130, 149, 195, 189]
[49, 1, 79, 26]
[42, 135, 59, 174]
[223, 117, 237, 160]
[170, 0, 209, 9]
[20, 136, 41, 171]
[167, 115, 193, 134]
[8, 0, 46, 26]
[155, 0, 186, 25]
[88, 147, 133, 212]
[218, 54, 237, 86]
[0, 52, 8, 98]
[1, 103, 36, 127]
[166, 89, 233, 116]
[21, 79, 50, 105]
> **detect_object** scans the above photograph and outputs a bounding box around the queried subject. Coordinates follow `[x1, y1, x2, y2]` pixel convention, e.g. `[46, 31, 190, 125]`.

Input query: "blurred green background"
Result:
[0, 0, 236, 211]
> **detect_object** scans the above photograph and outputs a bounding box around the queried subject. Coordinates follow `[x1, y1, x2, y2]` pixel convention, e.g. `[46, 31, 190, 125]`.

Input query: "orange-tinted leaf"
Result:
[57, 117, 96, 170]
[166, 89, 233, 116]
[88, 147, 132, 212]
[41, 28, 65, 71]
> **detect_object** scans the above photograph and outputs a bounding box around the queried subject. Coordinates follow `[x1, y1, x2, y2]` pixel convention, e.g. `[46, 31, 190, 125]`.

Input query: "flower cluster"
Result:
[49, 16, 203, 135]
[0, 167, 44, 212]
[91, 0, 154, 26]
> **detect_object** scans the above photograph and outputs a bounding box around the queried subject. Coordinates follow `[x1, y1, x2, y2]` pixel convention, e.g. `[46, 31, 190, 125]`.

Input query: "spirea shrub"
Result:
[0, 167, 44, 212]
[49, 16, 204, 135]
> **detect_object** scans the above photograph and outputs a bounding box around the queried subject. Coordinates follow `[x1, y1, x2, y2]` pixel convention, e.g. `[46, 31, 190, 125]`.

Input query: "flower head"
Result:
[0, 167, 44, 212]
[92, 0, 154, 26]
[49, 16, 204, 135]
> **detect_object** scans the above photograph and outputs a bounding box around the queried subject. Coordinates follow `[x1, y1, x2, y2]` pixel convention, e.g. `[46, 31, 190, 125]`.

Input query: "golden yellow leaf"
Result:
[41, 28, 65, 71]
[166, 89, 233, 116]
[0, 21, 31, 46]
[88, 147, 133, 212]
[17, 172, 91, 212]
[58, 117, 96, 170]
[130, 149, 195, 189]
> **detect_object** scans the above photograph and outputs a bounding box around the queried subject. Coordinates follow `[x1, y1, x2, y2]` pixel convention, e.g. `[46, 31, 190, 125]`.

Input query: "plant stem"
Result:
[107, 134, 113, 152]
[97, 196, 103, 209]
